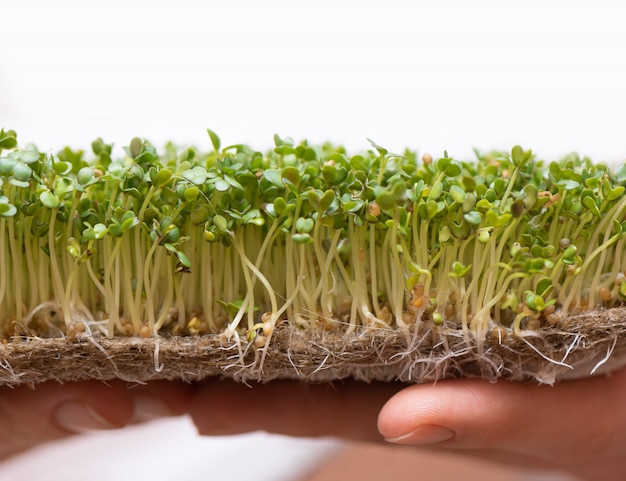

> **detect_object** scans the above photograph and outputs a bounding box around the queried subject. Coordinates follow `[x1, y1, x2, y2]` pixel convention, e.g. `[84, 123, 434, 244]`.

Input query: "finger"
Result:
[0, 380, 135, 459]
[378, 369, 626, 464]
[189, 379, 404, 441]
[128, 380, 194, 422]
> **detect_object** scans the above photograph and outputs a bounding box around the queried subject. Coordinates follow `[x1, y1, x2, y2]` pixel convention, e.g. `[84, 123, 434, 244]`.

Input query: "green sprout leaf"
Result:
[367, 138, 388, 157]
[0, 197, 16, 217]
[207, 128, 221, 152]
[40, 190, 60, 209]
[449, 261, 472, 278]
[463, 210, 482, 225]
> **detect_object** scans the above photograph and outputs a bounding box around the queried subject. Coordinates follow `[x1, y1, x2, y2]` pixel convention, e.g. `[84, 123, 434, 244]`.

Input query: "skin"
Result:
[4, 371, 626, 481]
[0, 380, 192, 461]
[187, 371, 626, 481]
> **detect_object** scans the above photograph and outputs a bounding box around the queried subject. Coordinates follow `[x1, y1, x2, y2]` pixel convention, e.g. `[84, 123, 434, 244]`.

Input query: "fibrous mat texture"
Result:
[2, 308, 626, 386]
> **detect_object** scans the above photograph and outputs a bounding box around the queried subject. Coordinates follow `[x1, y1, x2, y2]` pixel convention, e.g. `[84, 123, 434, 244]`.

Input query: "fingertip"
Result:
[378, 374, 626, 460]
[188, 379, 242, 435]
[377, 381, 504, 447]
[71, 380, 135, 427]
[129, 380, 195, 420]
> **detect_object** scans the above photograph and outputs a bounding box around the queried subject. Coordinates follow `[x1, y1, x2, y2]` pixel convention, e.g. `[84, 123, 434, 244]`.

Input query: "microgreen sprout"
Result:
[0, 131, 625, 354]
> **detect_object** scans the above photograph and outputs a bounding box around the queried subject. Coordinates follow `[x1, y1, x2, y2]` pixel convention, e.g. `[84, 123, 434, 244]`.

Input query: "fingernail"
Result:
[133, 396, 177, 422]
[55, 401, 119, 433]
[385, 425, 455, 445]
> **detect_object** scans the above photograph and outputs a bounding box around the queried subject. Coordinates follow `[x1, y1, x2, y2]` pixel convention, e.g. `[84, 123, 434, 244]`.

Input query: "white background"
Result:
[2, 0, 626, 480]
[4, 0, 626, 162]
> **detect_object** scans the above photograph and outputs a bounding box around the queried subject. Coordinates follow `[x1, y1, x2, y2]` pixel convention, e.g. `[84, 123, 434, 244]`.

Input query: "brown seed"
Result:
[599, 286, 612, 302]
[368, 202, 381, 217]
[545, 313, 560, 325]
[254, 335, 266, 348]
[413, 283, 425, 297]
[490, 326, 508, 341]
[422, 153, 433, 165]
[66, 323, 76, 340]
[139, 325, 151, 338]
[187, 316, 201, 330]
[378, 306, 392, 325]
[525, 317, 542, 330]
[542, 304, 556, 315]
[412, 296, 423, 308]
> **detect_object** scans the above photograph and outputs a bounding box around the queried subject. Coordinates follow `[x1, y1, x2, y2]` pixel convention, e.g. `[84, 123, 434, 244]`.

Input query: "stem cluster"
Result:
[1, 129, 625, 344]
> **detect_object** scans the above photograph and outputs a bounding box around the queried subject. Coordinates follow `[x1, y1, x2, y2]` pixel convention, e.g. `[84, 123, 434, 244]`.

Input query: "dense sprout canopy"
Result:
[1, 127, 626, 349]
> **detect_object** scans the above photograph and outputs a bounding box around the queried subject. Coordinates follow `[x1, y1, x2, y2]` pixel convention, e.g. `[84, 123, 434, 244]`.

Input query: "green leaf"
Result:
[582, 195, 601, 216]
[176, 250, 191, 268]
[0, 155, 17, 174]
[77, 167, 96, 186]
[214, 179, 230, 192]
[263, 169, 284, 188]
[376, 191, 395, 211]
[281, 166, 300, 187]
[449, 185, 465, 204]
[463, 210, 482, 225]
[536, 277, 553, 297]
[558, 179, 580, 191]
[526, 292, 545, 311]
[295, 217, 314, 233]
[477, 227, 492, 243]
[154, 168, 172, 187]
[129, 137, 143, 158]
[291, 232, 313, 244]
[40, 191, 60, 208]
[207, 129, 221, 152]
[511, 145, 525, 166]
[603, 178, 625, 201]
[13, 162, 32, 182]
[445, 161, 462, 177]
[367, 138, 388, 157]
[449, 261, 472, 278]
[213, 214, 228, 233]
[53, 160, 72, 175]
[319, 189, 335, 212]
[0, 202, 17, 217]
[18, 150, 40, 164]
[183, 186, 199, 202]
[438, 225, 451, 244]
[182, 166, 208, 185]
[0, 130, 17, 150]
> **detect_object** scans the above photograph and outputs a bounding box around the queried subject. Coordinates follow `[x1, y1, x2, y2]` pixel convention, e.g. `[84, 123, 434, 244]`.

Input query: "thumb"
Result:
[377, 369, 626, 471]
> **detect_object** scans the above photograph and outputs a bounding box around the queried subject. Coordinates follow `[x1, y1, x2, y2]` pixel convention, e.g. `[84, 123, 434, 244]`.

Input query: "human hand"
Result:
[0, 380, 192, 460]
[188, 370, 626, 481]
